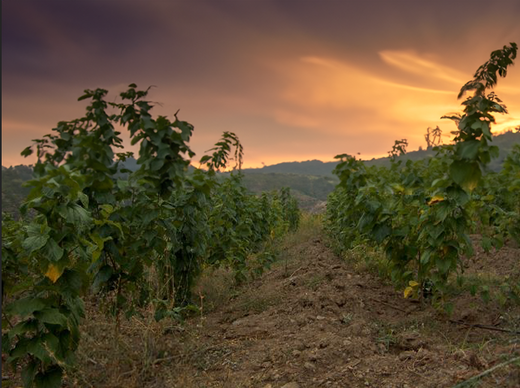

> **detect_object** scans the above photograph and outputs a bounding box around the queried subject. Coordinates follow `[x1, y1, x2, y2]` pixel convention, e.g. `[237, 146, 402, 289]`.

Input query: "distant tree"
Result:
[424, 126, 443, 149]
[388, 139, 408, 160]
[432, 126, 442, 146]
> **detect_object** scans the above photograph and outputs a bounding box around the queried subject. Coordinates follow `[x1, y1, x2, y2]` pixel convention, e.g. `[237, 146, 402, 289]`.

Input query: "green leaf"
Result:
[22, 360, 38, 388]
[481, 120, 491, 138]
[449, 160, 481, 192]
[99, 204, 114, 218]
[9, 320, 38, 340]
[23, 223, 51, 253]
[78, 93, 91, 101]
[142, 209, 159, 225]
[6, 297, 47, 318]
[420, 249, 433, 265]
[56, 270, 84, 299]
[150, 159, 164, 171]
[62, 204, 91, 226]
[428, 224, 444, 241]
[27, 338, 52, 363]
[42, 332, 61, 358]
[21, 146, 34, 157]
[34, 366, 63, 388]
[436, 256, 452, 274]
[457, 140, 480, 160]
[372, 224, 391, 243]
[141, 116, 155, 130]
[23, 234, 49, 253]
[34, 308, 68, 327]
[481, 236, 492, 253]
[77, 192, 89, 208]
[42, 239, 64, 262]
[117, 179, 129, 190]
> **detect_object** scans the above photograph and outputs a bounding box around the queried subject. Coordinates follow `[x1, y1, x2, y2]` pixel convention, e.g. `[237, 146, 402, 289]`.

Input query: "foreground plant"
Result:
[2, 84, 300, 387]
[326, 42, 517, 305]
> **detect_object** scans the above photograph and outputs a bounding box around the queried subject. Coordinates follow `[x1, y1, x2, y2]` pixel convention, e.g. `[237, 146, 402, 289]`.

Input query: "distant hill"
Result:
[2, 165, 34, 218]
[243, 160, 337, 177]
[2, 131, 519, 216]
[243, 130, 520, 175]
[240, 172, 338, 212]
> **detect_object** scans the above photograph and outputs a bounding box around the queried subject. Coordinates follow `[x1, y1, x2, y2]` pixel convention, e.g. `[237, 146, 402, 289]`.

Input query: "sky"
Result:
[2, 0, 520, 169]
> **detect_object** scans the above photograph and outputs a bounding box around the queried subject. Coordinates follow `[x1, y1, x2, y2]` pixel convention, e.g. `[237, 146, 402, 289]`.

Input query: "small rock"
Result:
[319, 340, 329, 348]
[304, 361, 316, 371]
[316, 315, 326, 320]
[398, 351, 415, 361]
[281, 383, 300, 388]
[295, 341, 307, 351]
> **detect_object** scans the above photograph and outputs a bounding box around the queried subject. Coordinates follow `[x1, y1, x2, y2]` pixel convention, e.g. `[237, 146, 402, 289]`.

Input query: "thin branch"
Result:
[449, 319, 520, 335]
[451, 356, 520, 388]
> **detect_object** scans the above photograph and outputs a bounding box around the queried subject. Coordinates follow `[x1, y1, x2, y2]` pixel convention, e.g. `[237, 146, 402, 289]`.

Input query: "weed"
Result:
[306, 274, 325, 290]
[341, 312, 354, 325]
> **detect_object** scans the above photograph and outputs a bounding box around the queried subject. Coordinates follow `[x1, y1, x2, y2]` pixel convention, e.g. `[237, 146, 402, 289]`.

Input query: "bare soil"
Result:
[73, 226, 520, 388]
[4, 223, 520, 387]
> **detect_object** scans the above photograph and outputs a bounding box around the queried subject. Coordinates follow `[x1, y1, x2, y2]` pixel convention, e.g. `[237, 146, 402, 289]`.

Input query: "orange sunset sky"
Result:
[2, 1, 520, 169]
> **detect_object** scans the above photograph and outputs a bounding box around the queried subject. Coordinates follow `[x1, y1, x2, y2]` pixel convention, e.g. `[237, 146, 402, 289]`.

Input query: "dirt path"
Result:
[145, 232, 519, 387]
[67, 223, 520, 387]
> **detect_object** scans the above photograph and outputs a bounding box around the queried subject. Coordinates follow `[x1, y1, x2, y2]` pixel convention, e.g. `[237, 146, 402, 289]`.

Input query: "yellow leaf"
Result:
[403, 287, 414, 299]
[428, 195, 444, 206]
[408, 280, 419, 287]
[45, 264, 64, 283]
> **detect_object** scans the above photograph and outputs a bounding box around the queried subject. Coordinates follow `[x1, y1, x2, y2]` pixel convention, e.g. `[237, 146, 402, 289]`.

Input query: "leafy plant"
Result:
[326, 42, 518, 305]
[2, 83, 301, 387]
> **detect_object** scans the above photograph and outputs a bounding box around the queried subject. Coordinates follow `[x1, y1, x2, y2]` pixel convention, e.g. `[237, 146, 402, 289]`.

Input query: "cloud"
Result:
[273, 110, 321, 129]
[272, 54, 461, 132]
[2, 0, 520, 168]
[379, 50, 467, 85]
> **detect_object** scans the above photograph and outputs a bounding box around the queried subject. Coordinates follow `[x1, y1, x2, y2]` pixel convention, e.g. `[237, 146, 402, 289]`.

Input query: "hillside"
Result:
[243, 160, 337, 177]
[2, 131, 519, 216]
[240, 173, 337, 212]
[1, 165, 33, 218]
[243, 130, 520, 176]
[238, 131, 520, 209]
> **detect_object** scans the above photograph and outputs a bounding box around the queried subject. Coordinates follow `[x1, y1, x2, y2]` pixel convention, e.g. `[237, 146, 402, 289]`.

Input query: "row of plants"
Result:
[325, 43, 519, 307]
[1, 85, 300, 387]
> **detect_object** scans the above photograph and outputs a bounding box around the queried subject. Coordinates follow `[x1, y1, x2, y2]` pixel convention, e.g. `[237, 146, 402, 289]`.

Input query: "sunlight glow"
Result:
[379, 50, 466, 85]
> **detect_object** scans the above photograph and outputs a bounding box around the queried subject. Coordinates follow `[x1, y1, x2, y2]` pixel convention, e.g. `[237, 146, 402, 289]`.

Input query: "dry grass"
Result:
[67, 214, 324, 387]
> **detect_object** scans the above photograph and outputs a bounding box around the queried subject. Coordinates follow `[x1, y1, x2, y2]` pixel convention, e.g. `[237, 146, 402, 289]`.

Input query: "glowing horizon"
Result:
[3, 1, 520, 169]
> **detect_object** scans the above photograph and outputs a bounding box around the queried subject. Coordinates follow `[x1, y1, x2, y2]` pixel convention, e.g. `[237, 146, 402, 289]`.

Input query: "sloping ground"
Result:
[63, 219, 520, 388]
[3, 220, 513, 387]
[157, 236, 520, 388]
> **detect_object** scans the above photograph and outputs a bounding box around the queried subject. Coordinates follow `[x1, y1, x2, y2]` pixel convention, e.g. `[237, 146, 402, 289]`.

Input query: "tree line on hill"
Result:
[3, 130, 519, 218]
